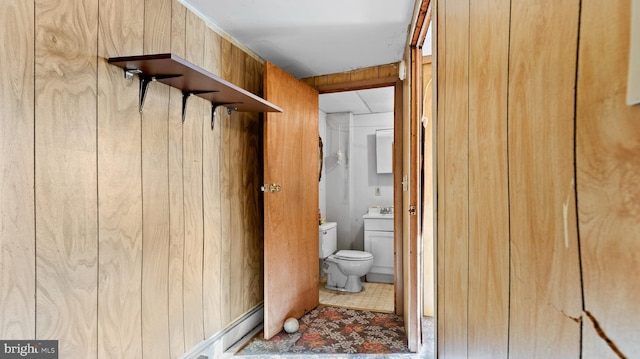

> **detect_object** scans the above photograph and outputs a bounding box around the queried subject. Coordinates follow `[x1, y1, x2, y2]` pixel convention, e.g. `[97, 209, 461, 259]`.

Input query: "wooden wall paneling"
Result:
[441, 0, 469, 357]
[141, 1, 172, 357]
[255, 60, 266, 309]
[229, 44, 247, 320]
[202, 27, 223, 336]
[34, 0, 98, 356]
[435, 1, 446, 352]
[168, 84, 186, 358]
[421, 61, 434, 318]
[144, 0, 170, 54]
[168, 1, 186, 357]
[507, 1, 582, 357]
[170, 0, 186, 58]
[140, 85, 171, 359]
[243, 55, 264, 310]
[467, 0, 510, 357]
[96, 0, 144, 356]
[577, 0, 640, 357]
[0, 0, 35, 340]
[219, 37, 233, 326]
[183, 10, 205, 349]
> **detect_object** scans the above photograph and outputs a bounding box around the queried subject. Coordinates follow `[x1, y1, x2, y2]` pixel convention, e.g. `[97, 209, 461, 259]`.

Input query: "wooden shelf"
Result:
[107, 53, 282, 126]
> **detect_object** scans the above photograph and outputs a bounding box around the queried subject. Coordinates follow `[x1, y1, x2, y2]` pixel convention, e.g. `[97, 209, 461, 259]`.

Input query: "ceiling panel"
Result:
[357, 87, 395, 113]
[181, 0, 416, 78]
[319, 86, 394, 115]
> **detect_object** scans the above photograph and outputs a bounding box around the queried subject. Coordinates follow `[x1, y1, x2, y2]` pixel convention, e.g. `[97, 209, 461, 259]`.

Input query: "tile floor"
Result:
[319, 282, 395, 313]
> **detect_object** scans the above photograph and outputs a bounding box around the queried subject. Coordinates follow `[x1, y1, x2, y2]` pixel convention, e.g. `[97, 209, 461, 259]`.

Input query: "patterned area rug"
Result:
[236, 306, 409, 355]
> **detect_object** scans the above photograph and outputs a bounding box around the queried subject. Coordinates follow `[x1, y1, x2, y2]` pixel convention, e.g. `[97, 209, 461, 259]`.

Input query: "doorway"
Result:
[315, 79, 404, 316]
[318, 86, 396, 313]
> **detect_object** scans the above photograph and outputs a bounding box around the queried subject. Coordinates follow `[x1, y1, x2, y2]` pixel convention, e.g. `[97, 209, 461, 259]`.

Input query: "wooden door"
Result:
[263, 62, 319, 339]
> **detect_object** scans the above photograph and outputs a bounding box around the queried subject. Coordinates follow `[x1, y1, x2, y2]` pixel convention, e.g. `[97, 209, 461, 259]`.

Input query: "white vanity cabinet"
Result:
[363, 214, 394, 283]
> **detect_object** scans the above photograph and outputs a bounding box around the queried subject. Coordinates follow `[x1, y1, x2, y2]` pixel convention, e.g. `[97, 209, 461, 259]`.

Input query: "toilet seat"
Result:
[332, 250, 373, 261]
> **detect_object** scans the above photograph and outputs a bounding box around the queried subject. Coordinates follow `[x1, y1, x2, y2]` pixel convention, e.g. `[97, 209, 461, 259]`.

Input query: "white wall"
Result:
[322, 111, 394, 251]
[319, 110, 327, 219]
[349, 113, 394, 250]
[324, 112, 352, 250]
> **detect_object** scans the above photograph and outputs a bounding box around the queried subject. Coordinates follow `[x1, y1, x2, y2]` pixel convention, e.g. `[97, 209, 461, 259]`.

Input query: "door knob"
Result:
[260, 183, 282, 193]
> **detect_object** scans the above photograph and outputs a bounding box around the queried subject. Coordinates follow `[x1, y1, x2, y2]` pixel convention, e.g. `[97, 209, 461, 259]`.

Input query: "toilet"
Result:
[319, 222, 373, 293]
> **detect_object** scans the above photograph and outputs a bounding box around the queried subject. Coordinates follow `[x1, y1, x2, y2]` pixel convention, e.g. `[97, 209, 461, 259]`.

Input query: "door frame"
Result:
[315, 77, 404, 314]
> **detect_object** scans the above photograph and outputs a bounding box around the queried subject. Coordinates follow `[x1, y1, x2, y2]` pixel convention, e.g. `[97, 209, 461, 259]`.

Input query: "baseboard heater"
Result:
[180, 303, 263, 359]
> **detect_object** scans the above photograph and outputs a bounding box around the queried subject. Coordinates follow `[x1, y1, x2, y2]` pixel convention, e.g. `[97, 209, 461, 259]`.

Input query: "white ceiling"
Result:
[319, 87, 394, 115]
[180, 0, 416, 79]
[180, 0, 423, 115]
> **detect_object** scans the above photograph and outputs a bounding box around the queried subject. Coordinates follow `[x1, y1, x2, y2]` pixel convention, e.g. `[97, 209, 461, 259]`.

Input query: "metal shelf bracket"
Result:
[181, 90, 217, 123]
[210, 103, 238, 129]
[125, 70, 182, 113]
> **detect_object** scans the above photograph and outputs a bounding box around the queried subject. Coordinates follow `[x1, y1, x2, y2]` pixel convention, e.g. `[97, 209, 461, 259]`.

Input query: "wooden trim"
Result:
[407, 0, 432, 352]
[393, 79, 404, 316]
[422, 55, 433, 64]
[411, 0, 432, 47]
[316, 77, 399, 94]
[406, 45, 422, 352]
[301, 62, 399, 89]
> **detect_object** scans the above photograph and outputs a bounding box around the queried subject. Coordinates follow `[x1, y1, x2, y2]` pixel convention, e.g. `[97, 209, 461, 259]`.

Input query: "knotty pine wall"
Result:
[436, 0, 640, 358]
[0, 0, 264, 358]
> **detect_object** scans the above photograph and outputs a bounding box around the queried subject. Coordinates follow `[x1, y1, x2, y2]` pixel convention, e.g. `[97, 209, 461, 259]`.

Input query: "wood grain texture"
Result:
[141, 1, 172, 357]
[141, 83, 171, 359]
[97, 0, 144, 356]
[243, 55, 264, 310]
[421, 61, 434, 318]
[229, 45, 247, 321]
[441, 0, 469, 356]
[401, 45, 411, 335]
[407, 46, 421, 352]
[577, 0, 640, 357]
[467, 0, 510, 357]
[202, 27, 223, 336]
[435, 0, 446, 353]
[170, 0, 186, 58]
[2, 1, 273, 357]
[393, 79, 404, 317]
[351, 67, 379, 82]
[34, 0, 98, 357]
[144, 0, 171, 54]
[168, 1, 186, 357]
[182, 9, 205, 349]
[168, 85, 186, 358]
[263, 62, 319, 339]
[0, 0, 35, 340]
[507, 1, 582, 357]
[219, 37, 233, 326]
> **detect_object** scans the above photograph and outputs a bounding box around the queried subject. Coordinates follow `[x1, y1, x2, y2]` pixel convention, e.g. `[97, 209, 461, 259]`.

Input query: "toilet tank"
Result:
[319, 222, 337, 259]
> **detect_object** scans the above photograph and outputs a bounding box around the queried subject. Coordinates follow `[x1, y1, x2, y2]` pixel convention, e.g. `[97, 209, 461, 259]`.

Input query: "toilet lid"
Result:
[334, 250, 373, 261]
